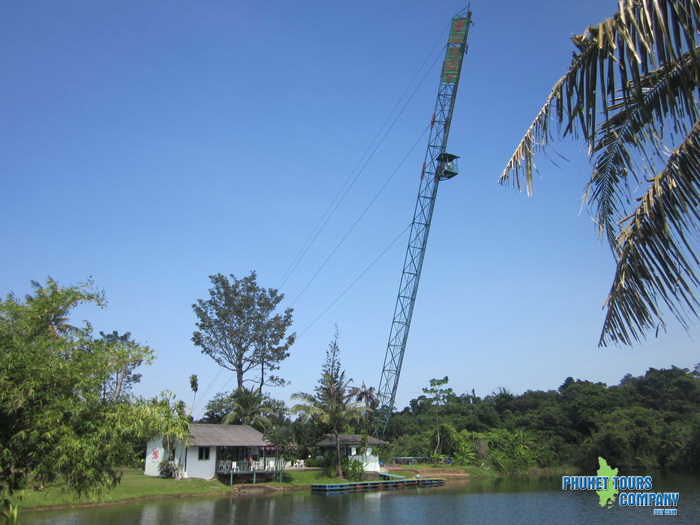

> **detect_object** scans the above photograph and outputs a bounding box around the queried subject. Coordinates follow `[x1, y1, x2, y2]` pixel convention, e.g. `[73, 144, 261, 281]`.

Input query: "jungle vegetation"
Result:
[382, 368, 700, 472]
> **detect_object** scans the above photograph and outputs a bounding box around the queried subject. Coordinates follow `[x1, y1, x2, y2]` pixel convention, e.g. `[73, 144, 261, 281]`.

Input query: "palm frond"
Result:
[498, 70, 572, 195]
[500, 0, 700, 345]
[586, 47, 700, 251]
[600, 118, 700, 346]
[501, 0, 700, 194]
[290, 393, 324, 421]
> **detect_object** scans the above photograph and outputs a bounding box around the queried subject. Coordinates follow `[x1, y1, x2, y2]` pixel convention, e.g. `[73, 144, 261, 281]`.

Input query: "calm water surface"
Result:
[24, 472, 700, 524]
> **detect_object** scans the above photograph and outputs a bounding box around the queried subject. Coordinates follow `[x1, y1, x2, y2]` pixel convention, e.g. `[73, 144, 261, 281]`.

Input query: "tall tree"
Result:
[192, 272, 295, 391]
[500, 0, 700, 346]
[291, 329, 363, 478]
[421, 377, 454, 455]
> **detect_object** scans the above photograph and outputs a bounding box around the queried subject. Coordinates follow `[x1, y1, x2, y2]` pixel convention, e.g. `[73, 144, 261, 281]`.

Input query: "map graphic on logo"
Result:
[596, 456, 619, 507]
[563, 456, 680, 514]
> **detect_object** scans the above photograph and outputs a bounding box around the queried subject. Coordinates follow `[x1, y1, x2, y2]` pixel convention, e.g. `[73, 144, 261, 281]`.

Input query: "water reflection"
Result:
[24, 472, 700, 525]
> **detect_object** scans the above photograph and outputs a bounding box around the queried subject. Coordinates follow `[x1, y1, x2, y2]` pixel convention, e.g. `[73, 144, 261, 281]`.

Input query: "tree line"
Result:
[195, 330, 700, 475]
[383, 368, 700, 472]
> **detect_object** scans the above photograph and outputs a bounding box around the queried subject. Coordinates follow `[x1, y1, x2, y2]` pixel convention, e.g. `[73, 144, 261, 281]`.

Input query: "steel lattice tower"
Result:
[374, 8, 472, 437]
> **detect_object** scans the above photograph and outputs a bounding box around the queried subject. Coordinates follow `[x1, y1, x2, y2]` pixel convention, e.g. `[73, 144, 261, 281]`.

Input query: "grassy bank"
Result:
[17, 468, 347, 510]
[17, 464, 498, 511]
[17, 470, 229, 509]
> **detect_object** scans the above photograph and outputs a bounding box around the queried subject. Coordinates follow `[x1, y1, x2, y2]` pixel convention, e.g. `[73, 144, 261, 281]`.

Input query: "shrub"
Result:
[342, 459, 364, 482]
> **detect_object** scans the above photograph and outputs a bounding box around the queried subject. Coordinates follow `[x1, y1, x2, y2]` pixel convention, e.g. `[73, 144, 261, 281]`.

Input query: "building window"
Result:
[198, 447, 210, 461]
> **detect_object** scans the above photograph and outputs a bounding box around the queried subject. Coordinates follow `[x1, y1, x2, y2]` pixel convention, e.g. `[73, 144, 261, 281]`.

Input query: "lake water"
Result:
[23, 471, 700, 524]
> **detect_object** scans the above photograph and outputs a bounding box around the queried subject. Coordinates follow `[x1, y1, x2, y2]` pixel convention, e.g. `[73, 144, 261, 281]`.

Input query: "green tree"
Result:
[16, 277, 103, 337]
[291, 329, 363, 478]
[199, 392, 235, 423]
[151, 390, 191, 478]
[627, 366, 700, 414]
[666, 411, 700, 468]
[98, 331, 153, 402]
[421, 377, 454, 455]
[189, 374, 199, 416]
[192, 272, 295, 391]
[347, 381, 378, 432]
[579, 406, 666, 469]
[200, 390, 287, 427]
[485, 428, 538, 472]
[559, 378, 618, 438]
[265, 423, 296, 459]
[500, 0, 700, 346]
[453, 430, 478, 466]
[222, 387, 272, 432]
[0, 279, 190, 508]
[385, 365, 700, 470]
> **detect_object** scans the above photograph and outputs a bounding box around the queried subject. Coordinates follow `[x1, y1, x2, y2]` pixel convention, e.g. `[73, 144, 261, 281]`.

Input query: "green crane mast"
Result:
[374, 7, 472, 437]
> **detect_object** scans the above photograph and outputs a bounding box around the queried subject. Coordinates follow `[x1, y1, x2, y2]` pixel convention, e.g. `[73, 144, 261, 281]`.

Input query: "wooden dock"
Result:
[311, 477, 445, 495]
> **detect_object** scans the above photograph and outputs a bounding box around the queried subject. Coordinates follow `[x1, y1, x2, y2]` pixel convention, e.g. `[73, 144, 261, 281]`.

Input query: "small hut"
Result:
[314, 434, 388, 472]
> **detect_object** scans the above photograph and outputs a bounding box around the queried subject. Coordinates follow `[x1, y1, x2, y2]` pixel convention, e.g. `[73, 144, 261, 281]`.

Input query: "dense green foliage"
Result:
[384, 368, 700, 472]
[200, 388, 288, 425]
[341, 458, 365, 482]
[0, 279, 190, 507]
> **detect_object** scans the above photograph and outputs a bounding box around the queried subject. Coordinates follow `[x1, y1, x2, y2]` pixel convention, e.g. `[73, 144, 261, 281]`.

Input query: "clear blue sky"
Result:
[2, 1, 697, 418]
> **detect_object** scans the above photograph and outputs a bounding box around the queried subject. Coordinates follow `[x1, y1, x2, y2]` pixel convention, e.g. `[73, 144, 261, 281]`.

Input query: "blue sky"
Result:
[1, 1, 697, 418]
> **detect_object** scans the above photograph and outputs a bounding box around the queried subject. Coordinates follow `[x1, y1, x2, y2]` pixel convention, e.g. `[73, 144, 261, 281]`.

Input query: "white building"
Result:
[314, 434, 388, 473]
[145, 424, 276, 479]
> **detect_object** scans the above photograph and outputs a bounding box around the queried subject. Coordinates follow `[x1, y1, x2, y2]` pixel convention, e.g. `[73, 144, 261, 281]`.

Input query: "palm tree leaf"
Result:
[501, 0, 700, 344]
[501, 0, 700, 195]
[600, 118, 700, 346]
[586, 48, 700, 250]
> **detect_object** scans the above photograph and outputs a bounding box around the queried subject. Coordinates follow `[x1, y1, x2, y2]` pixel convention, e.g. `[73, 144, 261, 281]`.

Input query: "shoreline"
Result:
[22, 468, 476, 513]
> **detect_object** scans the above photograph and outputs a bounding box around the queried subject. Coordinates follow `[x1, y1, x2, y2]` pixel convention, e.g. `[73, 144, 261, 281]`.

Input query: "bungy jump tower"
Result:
[373, 7, 473, 437]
